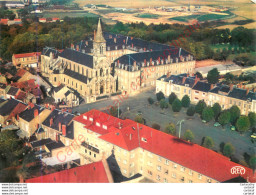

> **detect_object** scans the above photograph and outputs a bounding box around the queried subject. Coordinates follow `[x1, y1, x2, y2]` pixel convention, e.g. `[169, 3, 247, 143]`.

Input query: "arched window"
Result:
[100, 68, 103, 77]
[100, 45, 103, 54]
[82, 67, 84, 75]
[86, 69, 88, 77]
[73, 64, 75, 71]
[77, 66, 79, 73]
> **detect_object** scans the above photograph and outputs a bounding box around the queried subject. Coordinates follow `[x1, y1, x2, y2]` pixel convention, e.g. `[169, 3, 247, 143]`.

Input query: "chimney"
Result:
[229, 84, 234, 91]
[166, 72, 170, 78]
[182, 77, 186, 84]
[123, 39, 125, 43]
[17, 114, 19, 121]
[34, 109, 38, 117]
[150, 58, 152, 65]
[50, 118, 53, 127]
[210, 84, 214, 90]
[144, 59, 146, 66]
[86, 41, 88, 46]
[59, 122, 61, 131]
[117, 60, 119, 66]
[246, 88, 250, 95]
[133, 61, 136, 67]
[132, 43, 134, 48]
[45, 104, 48, 109]
[158, 57, 161, 64]
[62, 125, 66, 136]
[168, 55, 171, 62]
[144, 47, 146, 52]
[114, 38, 116, 43]
[51, 106, 55, 111]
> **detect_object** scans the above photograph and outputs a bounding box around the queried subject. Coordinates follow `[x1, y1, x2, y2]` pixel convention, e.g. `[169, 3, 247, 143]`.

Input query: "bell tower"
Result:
[93, 18, 107, 69]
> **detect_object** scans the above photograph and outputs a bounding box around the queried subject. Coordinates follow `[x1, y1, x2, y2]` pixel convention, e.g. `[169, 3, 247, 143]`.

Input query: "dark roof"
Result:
[64, 69, 91, 84]
[31, 138, 53, 148]
[0, 83, 6, 89]
[7, 87, 19, 96]
[42, 109, 75, 139]
[219, 85, 230, 93]
[42, 47, 61, 58]
[45, 141, 65, 152]
[113, 49, 190, 71]
[192, 81, 212, 92]
[228, 88, 256, 101]
[64, 90, 71, 97]
[0, 98, 6, 104]
[209, 86, 221, 94]
[59, 49, 93, 69]
[19, 105, 45, 122]
[0, 99, 20, 116]
[184, 77, 196, 88]
[53, 84, 65, 93]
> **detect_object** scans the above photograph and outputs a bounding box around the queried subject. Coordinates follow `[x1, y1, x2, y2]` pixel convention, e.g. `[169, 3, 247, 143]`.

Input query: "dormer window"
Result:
[89, 117, 93, 122]
[96, 122, 100, 127]
[103, 125, 107, 130]
[83, 115, 87, 120]
[141, 137, 147, 142]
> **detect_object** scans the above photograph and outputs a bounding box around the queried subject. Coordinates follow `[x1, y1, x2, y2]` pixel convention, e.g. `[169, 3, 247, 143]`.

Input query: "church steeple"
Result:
[94, 18, 106, 43]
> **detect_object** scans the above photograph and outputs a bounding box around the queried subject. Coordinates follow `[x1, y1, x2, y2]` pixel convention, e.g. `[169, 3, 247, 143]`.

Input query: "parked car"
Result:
[251, 133, 256, 139]
[230, 126, 236, 131]
[202, 120, 206, 123]
[214, 122, 220, 127]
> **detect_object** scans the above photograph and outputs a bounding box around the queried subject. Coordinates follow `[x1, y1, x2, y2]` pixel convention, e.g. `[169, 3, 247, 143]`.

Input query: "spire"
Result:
[94, 18, 106, 42]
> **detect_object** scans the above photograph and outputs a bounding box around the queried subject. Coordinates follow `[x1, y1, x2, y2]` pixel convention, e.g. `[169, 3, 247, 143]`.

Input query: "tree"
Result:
[152, 123, 161, 130]
[212, 103, 221, 119]
[172, 98, 182, 112]
[164, 123, 176, 135]
[207, 68, 220, 84]
[156, 91, 165, 101]
[184, 130, 194, 142]
[181, 95, 190, 108]
[249, 156, 256, 170]
[248, 112, 256, 128]
[160, 99, 168, 109]
[236, 116, 250, 133]
[202, 107, 214, 122]
[229, 105, 240, 124]
[168, 92, 177, 104]
[218, 111, 231, 126]
[223, 143, 235, 157]
[109, 106, 121, 117]
[135, 115, 145, 124]
[202, 136, 214, 149]
[187, 106, 195, 116]
[195, 100, 206, 115]
[147, 97, 154, 105]
[195, 72, 203, 80]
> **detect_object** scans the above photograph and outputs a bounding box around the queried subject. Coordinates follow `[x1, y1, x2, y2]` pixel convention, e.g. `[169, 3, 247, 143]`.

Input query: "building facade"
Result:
[40, 18, 195, 103]
[156, 74, 256, 115]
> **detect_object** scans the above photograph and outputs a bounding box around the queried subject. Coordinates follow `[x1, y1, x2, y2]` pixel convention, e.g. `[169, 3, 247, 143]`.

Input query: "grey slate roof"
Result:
[42, 47, 61, 58]
[7, 87, 19, 96]
[19, 105, 45, 122]
[192, 81, 212, 92]
[45, 141, 65, 152]
[59, 49, 93, 69]
[0, 99, 19, 116]
[64, 69, 91, 84]
[31, 138, 53, 148]
[42, 109, 75, 139]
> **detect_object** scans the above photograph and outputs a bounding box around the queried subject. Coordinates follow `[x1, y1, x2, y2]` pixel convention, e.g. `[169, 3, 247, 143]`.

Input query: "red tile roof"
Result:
[26, 161, 111, 183]
[15, 90, 27, 101]
[15, 69, 27, 77]
[76, 109, 256, 182]
[13, 52, 41, 59]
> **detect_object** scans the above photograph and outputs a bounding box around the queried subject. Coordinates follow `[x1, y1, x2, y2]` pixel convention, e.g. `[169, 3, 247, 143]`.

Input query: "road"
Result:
[73, 89, 256, 162]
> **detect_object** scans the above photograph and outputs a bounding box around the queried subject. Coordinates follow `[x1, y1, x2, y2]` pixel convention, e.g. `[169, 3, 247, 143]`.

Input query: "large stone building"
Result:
[156, 74, 256, 115]
[40, 18, 195, 103]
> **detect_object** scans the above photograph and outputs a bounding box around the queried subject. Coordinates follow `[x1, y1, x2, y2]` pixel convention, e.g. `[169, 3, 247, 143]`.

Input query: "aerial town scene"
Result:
[0, 0, 256, 193]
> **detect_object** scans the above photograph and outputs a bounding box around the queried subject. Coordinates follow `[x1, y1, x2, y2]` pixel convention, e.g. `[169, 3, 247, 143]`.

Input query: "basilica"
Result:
[40, 18, 195, 103]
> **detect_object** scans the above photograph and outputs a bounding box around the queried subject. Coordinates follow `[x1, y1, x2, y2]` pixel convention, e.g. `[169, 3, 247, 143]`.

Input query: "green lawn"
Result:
[170, 11, 235, 22]
[136, 13, 160, 19]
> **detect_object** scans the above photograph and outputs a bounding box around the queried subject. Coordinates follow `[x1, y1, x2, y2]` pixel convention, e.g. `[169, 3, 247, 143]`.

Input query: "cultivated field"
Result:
[75, 0, 256, 28]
